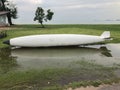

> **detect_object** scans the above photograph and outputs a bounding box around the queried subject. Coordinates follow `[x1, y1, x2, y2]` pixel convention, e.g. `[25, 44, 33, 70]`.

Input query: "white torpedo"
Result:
[3, 31, 110, 47]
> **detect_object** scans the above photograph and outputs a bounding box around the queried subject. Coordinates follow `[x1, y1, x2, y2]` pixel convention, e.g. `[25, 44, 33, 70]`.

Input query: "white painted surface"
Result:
[0, 15, 7, 26]
[10, 34, 105, 47]
[100, 31, 110, 39]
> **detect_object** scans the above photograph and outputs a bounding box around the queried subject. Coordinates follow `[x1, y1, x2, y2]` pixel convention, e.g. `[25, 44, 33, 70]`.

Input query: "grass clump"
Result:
[0, 69, 70, 90]
[0, 31, 7, 39]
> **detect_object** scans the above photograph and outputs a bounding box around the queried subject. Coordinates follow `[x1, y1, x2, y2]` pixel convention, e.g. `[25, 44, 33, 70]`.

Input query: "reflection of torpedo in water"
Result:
[11, 46, 112, 59]
[10, 46, 113, 70]
[100, 47, 112, 57]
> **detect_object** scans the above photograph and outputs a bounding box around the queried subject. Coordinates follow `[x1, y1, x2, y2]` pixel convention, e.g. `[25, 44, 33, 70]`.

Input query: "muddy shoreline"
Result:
[72, 83, 120, 90]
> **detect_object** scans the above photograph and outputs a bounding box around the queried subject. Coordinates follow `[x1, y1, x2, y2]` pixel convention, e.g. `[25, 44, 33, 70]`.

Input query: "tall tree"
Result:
[34, 7, 54, 28]
[0, 0, 6, 10]
[34, 7, 45, 28]
[0, 0, 17, 25]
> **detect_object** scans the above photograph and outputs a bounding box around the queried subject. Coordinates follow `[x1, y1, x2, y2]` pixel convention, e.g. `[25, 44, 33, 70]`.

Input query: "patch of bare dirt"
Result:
[68, 83, 120, 90]
[0, 27, 10, 30]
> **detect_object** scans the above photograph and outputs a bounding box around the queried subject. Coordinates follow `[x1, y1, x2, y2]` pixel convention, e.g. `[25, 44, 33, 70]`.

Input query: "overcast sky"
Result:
[10, 0, 120, 24]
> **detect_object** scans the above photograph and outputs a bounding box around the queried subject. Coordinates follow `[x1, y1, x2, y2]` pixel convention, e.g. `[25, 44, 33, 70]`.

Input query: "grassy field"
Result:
[0, 24, 120, 47]
[0, 24, 120, 90]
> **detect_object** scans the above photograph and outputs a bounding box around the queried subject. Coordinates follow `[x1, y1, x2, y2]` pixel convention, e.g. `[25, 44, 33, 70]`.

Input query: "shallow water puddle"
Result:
[11, 46, 109, 70]
[0, 44, 120, 89]
[0, 44, 120, 72]
[107, 44, 120, 57]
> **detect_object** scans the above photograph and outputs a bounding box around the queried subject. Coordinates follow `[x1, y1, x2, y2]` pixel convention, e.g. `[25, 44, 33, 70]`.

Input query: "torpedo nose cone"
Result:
[3, 40, 10, 45]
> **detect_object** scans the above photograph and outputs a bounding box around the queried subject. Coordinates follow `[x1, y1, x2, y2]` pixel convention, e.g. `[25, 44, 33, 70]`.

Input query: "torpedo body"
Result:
[3, 31, 110, 47]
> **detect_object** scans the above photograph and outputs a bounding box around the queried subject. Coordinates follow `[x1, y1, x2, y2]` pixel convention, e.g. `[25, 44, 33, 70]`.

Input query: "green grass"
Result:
[0, 60, 120, 90]
[0, 24, 120, 48]
[0, 24, 120, 89]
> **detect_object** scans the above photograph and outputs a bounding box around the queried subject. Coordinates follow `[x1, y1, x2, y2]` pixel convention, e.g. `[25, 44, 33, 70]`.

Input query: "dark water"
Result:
[0, 44, 120, 73]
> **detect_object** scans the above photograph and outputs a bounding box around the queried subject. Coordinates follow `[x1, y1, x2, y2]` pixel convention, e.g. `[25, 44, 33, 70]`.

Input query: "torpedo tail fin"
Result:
[100, 31, 110, 39]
